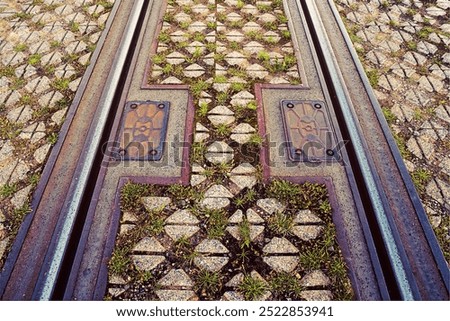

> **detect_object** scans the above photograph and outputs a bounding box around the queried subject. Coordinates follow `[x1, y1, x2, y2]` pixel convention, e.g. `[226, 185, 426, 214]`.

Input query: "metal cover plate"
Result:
[280, 100, 339, 162]
[114, 101, 170, 161]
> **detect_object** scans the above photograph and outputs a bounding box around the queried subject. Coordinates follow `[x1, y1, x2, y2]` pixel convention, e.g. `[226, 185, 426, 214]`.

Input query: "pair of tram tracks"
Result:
[0, 0, 448, 300]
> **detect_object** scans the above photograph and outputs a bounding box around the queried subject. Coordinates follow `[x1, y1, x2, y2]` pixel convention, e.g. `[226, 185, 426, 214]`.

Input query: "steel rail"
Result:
[32, 0, 147, 300]
[299, 0, 420, 300]
[325, 0, 449, 293]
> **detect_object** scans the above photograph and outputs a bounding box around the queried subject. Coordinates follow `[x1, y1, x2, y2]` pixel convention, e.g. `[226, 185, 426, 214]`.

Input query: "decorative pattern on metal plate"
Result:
[114, 101, 170, 161]
[280, 100, 339, 162]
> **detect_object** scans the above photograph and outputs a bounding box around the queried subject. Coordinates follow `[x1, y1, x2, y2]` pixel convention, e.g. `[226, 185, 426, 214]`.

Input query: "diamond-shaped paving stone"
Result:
[122, 212, 138, 224]
[186, 41, 206, 54]
[156, 290, 197, 301]
[192, 4, 209, 15]
[207, 141, 233, 153]
[174, 12, 192, 23]
[231, 163, 256, 175]
[159, 269, 193, 287]
[204, 184, 234, 198]
[225, 51, 248, 66]
[243, 41, 265, 54]
[263, 256, 299, 273]
[228, 209, 244, 223]
[226, 225, 264, 241]
[131, 255, 165, 271]
[292, 225, 323, 241]
[133, 237, 166, 253]
[300, 270, 331, 287]
[194, 256, 229, 272]
[164, 225, 200, 241]
[301, 290, 333, 301]
[165, 209, 199, 224]
[196, 123, 209, 132]
[208, 105, 234, 115]
[184, 64, 205, 78]
[246, 208, 264, 224]
[191, 174, 207, 186]
[257, 198, 285, 214]
[258, 13, 277, 23]
[208, 115, 236, 126]
[294, 210, 323, 224]
[170, 30, 189, 42]
[263, 31, 281, 43]
[201, 197, 230, 209]
[226, 30, 245, 43]
[195, 239, 229, 254]
[232, 123, 256, 134]
[263, 237, 299, 254]
[230, 175, 257, 189]
[141, 197, 171, 212]
[188, 21, 207, 33]
[243, 21, 262, 33]
[246, 64, 269, 79]
[222, 291, 245, 301]
[166, 51, 185, 65]
[226, 273, 244, 287]
[226, 12, 242, 22]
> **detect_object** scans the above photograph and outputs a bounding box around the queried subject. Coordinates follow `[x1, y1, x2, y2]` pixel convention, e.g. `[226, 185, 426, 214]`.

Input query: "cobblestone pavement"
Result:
[106, 0, 353, 301]
[335, 0, 449, 260]
[0, 0, 114, 267]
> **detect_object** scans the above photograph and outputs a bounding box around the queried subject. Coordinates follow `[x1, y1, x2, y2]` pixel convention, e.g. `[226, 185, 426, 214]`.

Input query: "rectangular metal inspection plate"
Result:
[114, 101, 170, 161]
[280, 100, 340, 162]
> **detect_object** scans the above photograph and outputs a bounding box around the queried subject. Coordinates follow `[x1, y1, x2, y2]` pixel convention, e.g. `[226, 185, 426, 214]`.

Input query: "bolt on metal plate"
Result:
[113, 101, 170, 161]
[280, 100, 340, 162]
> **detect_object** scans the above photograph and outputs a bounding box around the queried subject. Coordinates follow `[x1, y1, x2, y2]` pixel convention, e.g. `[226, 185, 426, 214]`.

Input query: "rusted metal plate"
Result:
[280, 100, 339, 162]
[114, 101, 169, 161]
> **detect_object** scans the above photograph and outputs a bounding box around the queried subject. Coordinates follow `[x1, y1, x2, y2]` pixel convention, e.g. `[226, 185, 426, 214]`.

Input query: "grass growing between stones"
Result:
[107, 178, 354, 301]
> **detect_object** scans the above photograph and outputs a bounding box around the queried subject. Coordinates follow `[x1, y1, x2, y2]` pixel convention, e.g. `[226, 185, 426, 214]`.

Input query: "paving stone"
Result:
[159, 269, 193, 287]
[141, 196, 171, 212]
[257, 198, 285, 214]
[258, 13, 277, 23]
[34, 143, 51, 164]
[132, 237, 166, 253]
[201, 197, 230, 209]
[263, 256, 299, 273]
[155, 290, 197, 301]
[243, 41, 265, 55]
[122, 212, 139, 223]
[242, 4, 258, 15]
[208, 115, 236, 126]
[174, 12, 191, 24]
[425, 6, 447, 16]
[222, 291, 245, 301]
[51, 108, 67, 125]
[232, 123, 256, 134]
[205, 152, 234, 164]
[194, 256, 229, 272]
[225, 273, 244, 287]
[292, 225, 323, 241]
[230, 163, 256, 175]
[164, 225, 200, 241]
[263, 237, 298, 254]
[243, 21, 262, 33]
[246, 208, 264, 224]
[300, 270, 331, 287]
[208, 105, 234, 116]
[131, 255, 165, 271]
[246, 63, 269, 79]
[119, 224, 135, 235]
[300, 290, 333, 301]
[226, 12, 242, 22]
[0, 238, 11, 263]
[7, 106, 33, 123]
[294, 210, 323, 224]
[10, 185, 33, 209]
[207, 141, 233, 154]
[228, 209, 244, 224]
[183, 63, 205, 78]
[417, 41, 438, 56]
[230, 175, 257, 190]
[165, 209, 199, 224]
[226, 225, 264, 241]
[195, 239, 229, 254]
[109, 274, 128, 285]
[191, 174, 207, 186]
[225, 51, 248, 67]
[161, 76, 183, 84]
[204, 184, 234, 198]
